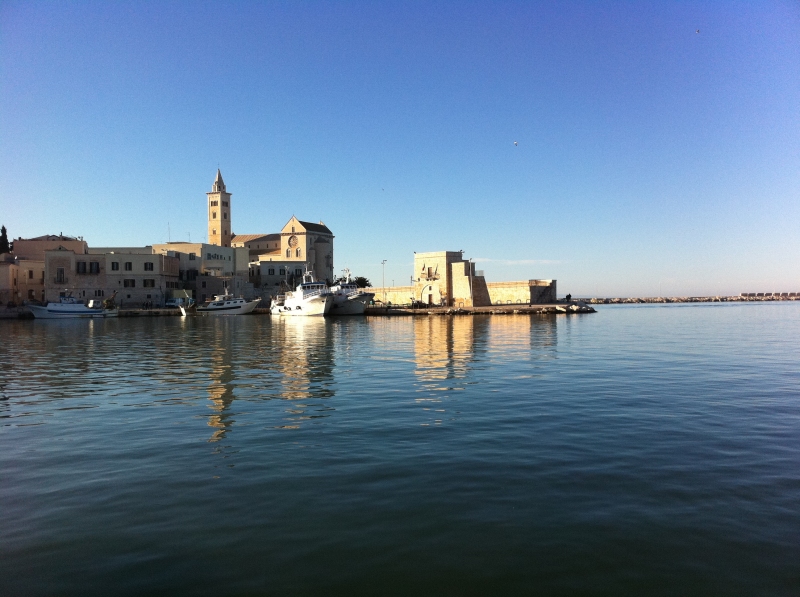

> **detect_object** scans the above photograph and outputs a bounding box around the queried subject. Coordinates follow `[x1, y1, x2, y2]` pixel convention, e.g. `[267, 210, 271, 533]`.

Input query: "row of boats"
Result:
[28, 270, 375, 319]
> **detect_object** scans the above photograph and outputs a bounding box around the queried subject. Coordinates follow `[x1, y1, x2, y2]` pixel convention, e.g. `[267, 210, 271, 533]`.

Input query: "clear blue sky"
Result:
[2, 1, 798, 296]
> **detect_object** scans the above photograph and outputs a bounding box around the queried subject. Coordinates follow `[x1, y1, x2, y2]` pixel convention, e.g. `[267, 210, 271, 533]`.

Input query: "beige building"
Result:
[43, 246, 180, 307]
[0, 254, 19, 305]
[151, 242, 252, 303]
[369, 250, 556, 307]
[8, 234, 89, 304]
[235, 217, 335, 296]
[207, 170, 232, 248]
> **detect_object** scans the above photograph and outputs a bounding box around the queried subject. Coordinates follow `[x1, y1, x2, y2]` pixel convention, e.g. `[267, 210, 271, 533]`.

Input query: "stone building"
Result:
[369, 250, 556, 307]
[43, 246, 180, 308]
[8, 234, 88, 304]
[207, 170, 232, 248]
[151, 242, 251, 303]
[0, 254, 19, 305]
[234, 217, 335, 297]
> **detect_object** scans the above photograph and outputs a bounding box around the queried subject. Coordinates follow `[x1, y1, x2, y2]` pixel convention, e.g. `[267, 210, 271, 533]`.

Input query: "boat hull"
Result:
[271, 294, 332, 316]
[196, 300, 260, 315]
[29, 305, 118, 319]
[329, 292, 373, 315]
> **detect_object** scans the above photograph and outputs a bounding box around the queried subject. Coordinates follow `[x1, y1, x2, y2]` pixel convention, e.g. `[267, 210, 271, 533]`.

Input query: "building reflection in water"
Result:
[269, 317, 335, 429]
[413, 316, 479, 426]
[413, 315, 558, 425]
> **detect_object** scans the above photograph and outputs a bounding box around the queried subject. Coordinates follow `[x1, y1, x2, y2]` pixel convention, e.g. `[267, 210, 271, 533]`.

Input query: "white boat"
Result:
[29, 295, 118, 319]
[196, 294, 260, 315]
[270, 269, 332, 316]
[328, 269, 374, 315]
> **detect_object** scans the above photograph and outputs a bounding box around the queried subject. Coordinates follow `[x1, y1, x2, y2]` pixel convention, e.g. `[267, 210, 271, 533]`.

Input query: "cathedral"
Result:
[205, 170, 335, 288]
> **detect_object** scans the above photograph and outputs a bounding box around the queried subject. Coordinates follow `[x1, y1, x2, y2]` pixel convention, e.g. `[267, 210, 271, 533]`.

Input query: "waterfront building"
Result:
[0, 254, 19, 305]
[7, 234, 88, 304]
[234, 217, 335, 296]
[43, 246, 180, 308]
[368, 250, 557, 307]
[151, 242, 252, 303]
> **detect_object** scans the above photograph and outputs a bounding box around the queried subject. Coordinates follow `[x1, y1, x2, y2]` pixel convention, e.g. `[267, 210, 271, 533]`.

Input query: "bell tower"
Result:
[206, 169, 232, 247]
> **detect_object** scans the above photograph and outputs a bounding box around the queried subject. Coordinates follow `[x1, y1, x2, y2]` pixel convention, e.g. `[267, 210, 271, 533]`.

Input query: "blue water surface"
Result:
[1, 302, 798, 596]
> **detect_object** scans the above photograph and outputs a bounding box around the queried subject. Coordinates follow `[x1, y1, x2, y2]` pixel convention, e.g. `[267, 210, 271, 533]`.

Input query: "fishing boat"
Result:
[270, 268, 332, 316]
[29, 294, 118, 319]
[328, 269, 374, 315]
[195, 294, 260, 315]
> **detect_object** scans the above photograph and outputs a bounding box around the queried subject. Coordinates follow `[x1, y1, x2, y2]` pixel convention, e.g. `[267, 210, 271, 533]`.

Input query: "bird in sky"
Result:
[514, 141, 518, 146]
[696, 29, 700, 33]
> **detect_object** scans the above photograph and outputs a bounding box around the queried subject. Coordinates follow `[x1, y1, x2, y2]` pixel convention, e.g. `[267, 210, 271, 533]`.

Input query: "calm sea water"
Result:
[1, 303, 798, 596]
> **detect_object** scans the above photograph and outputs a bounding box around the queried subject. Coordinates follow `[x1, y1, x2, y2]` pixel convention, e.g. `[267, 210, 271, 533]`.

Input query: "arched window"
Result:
[213, 229, 217, 235]
[296, 248, 301, 257]
[212, 212, 217, 219]
[286, 248, 290, 258]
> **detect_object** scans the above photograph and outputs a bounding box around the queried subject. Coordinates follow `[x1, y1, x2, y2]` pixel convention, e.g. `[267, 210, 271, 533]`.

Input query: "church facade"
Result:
[203, 170, 334, 294]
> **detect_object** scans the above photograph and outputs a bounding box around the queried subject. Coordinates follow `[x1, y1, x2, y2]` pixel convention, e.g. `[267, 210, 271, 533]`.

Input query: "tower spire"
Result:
[212, 169, 226, 193]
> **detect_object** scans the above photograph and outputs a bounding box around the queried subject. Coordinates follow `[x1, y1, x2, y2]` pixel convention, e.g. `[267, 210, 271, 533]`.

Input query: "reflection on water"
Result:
[2, 305, 800, 595]
[269, 317, 335, 429]
[0, 314, 561, 434]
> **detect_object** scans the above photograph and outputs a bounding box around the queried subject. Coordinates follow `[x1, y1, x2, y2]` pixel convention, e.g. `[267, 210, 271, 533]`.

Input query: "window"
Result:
[296, 248, 301, 257]
[124, 262, 132, 271]
[123, 279, 135, 288]
[295, 268, 302, 276]
[223, 213, 227, 220]
[28, 270, 33, 279]
[212, 229, 216, 236]
[89, 261, 100, 274]
[222, 201, 228, 207]
[286, 249, 291, 258]
[76, 261, 86, 274]
[291, 226, 295, 233]
[56, 267, 66, 283]
[94, 290, 104, 297]
[268, 268, 275, 275]
[144, 262, 154, 271]
[279, 268, 285, 275]
[211, 200, 218, 207]
[28, 289, 34, 299]
[111, 262, 119, 271]
[143, 279, 155, 288]
[201, 281, 206, 288]
[189, 253, 196, 260]
[212, 211, 217, 219]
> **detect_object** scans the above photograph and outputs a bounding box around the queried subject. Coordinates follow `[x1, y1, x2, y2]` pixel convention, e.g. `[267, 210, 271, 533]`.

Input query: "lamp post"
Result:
[381, 260, 387, 304]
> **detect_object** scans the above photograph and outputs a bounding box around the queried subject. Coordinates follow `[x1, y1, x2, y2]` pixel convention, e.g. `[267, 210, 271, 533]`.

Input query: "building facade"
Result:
[368, 250, 557, 307]
[44, 246, 180, 308]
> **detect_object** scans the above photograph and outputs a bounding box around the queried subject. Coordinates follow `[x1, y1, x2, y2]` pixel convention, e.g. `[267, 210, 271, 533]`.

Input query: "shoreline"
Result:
[2, 294, 798, 320]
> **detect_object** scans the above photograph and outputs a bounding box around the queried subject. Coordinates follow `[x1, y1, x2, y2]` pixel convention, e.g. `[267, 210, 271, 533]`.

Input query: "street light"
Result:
[381, 260, 387, 304]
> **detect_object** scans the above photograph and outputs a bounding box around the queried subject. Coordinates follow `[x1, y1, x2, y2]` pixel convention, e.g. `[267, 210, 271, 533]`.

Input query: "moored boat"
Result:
[195, 294, 260, 315]
[29, 295, 118, 319]
[270, 268, 332, 316]
[328, 270, 374, 315]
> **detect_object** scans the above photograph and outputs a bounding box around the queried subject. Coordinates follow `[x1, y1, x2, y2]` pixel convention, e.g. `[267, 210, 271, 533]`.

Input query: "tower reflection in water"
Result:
[413, 315, 558, 425]
[205, 319, 236, 442]
[413, 316, 479, 426]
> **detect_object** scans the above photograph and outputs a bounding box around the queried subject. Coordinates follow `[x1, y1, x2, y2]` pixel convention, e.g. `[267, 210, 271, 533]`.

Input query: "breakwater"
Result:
[579, 294, 800, 305]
